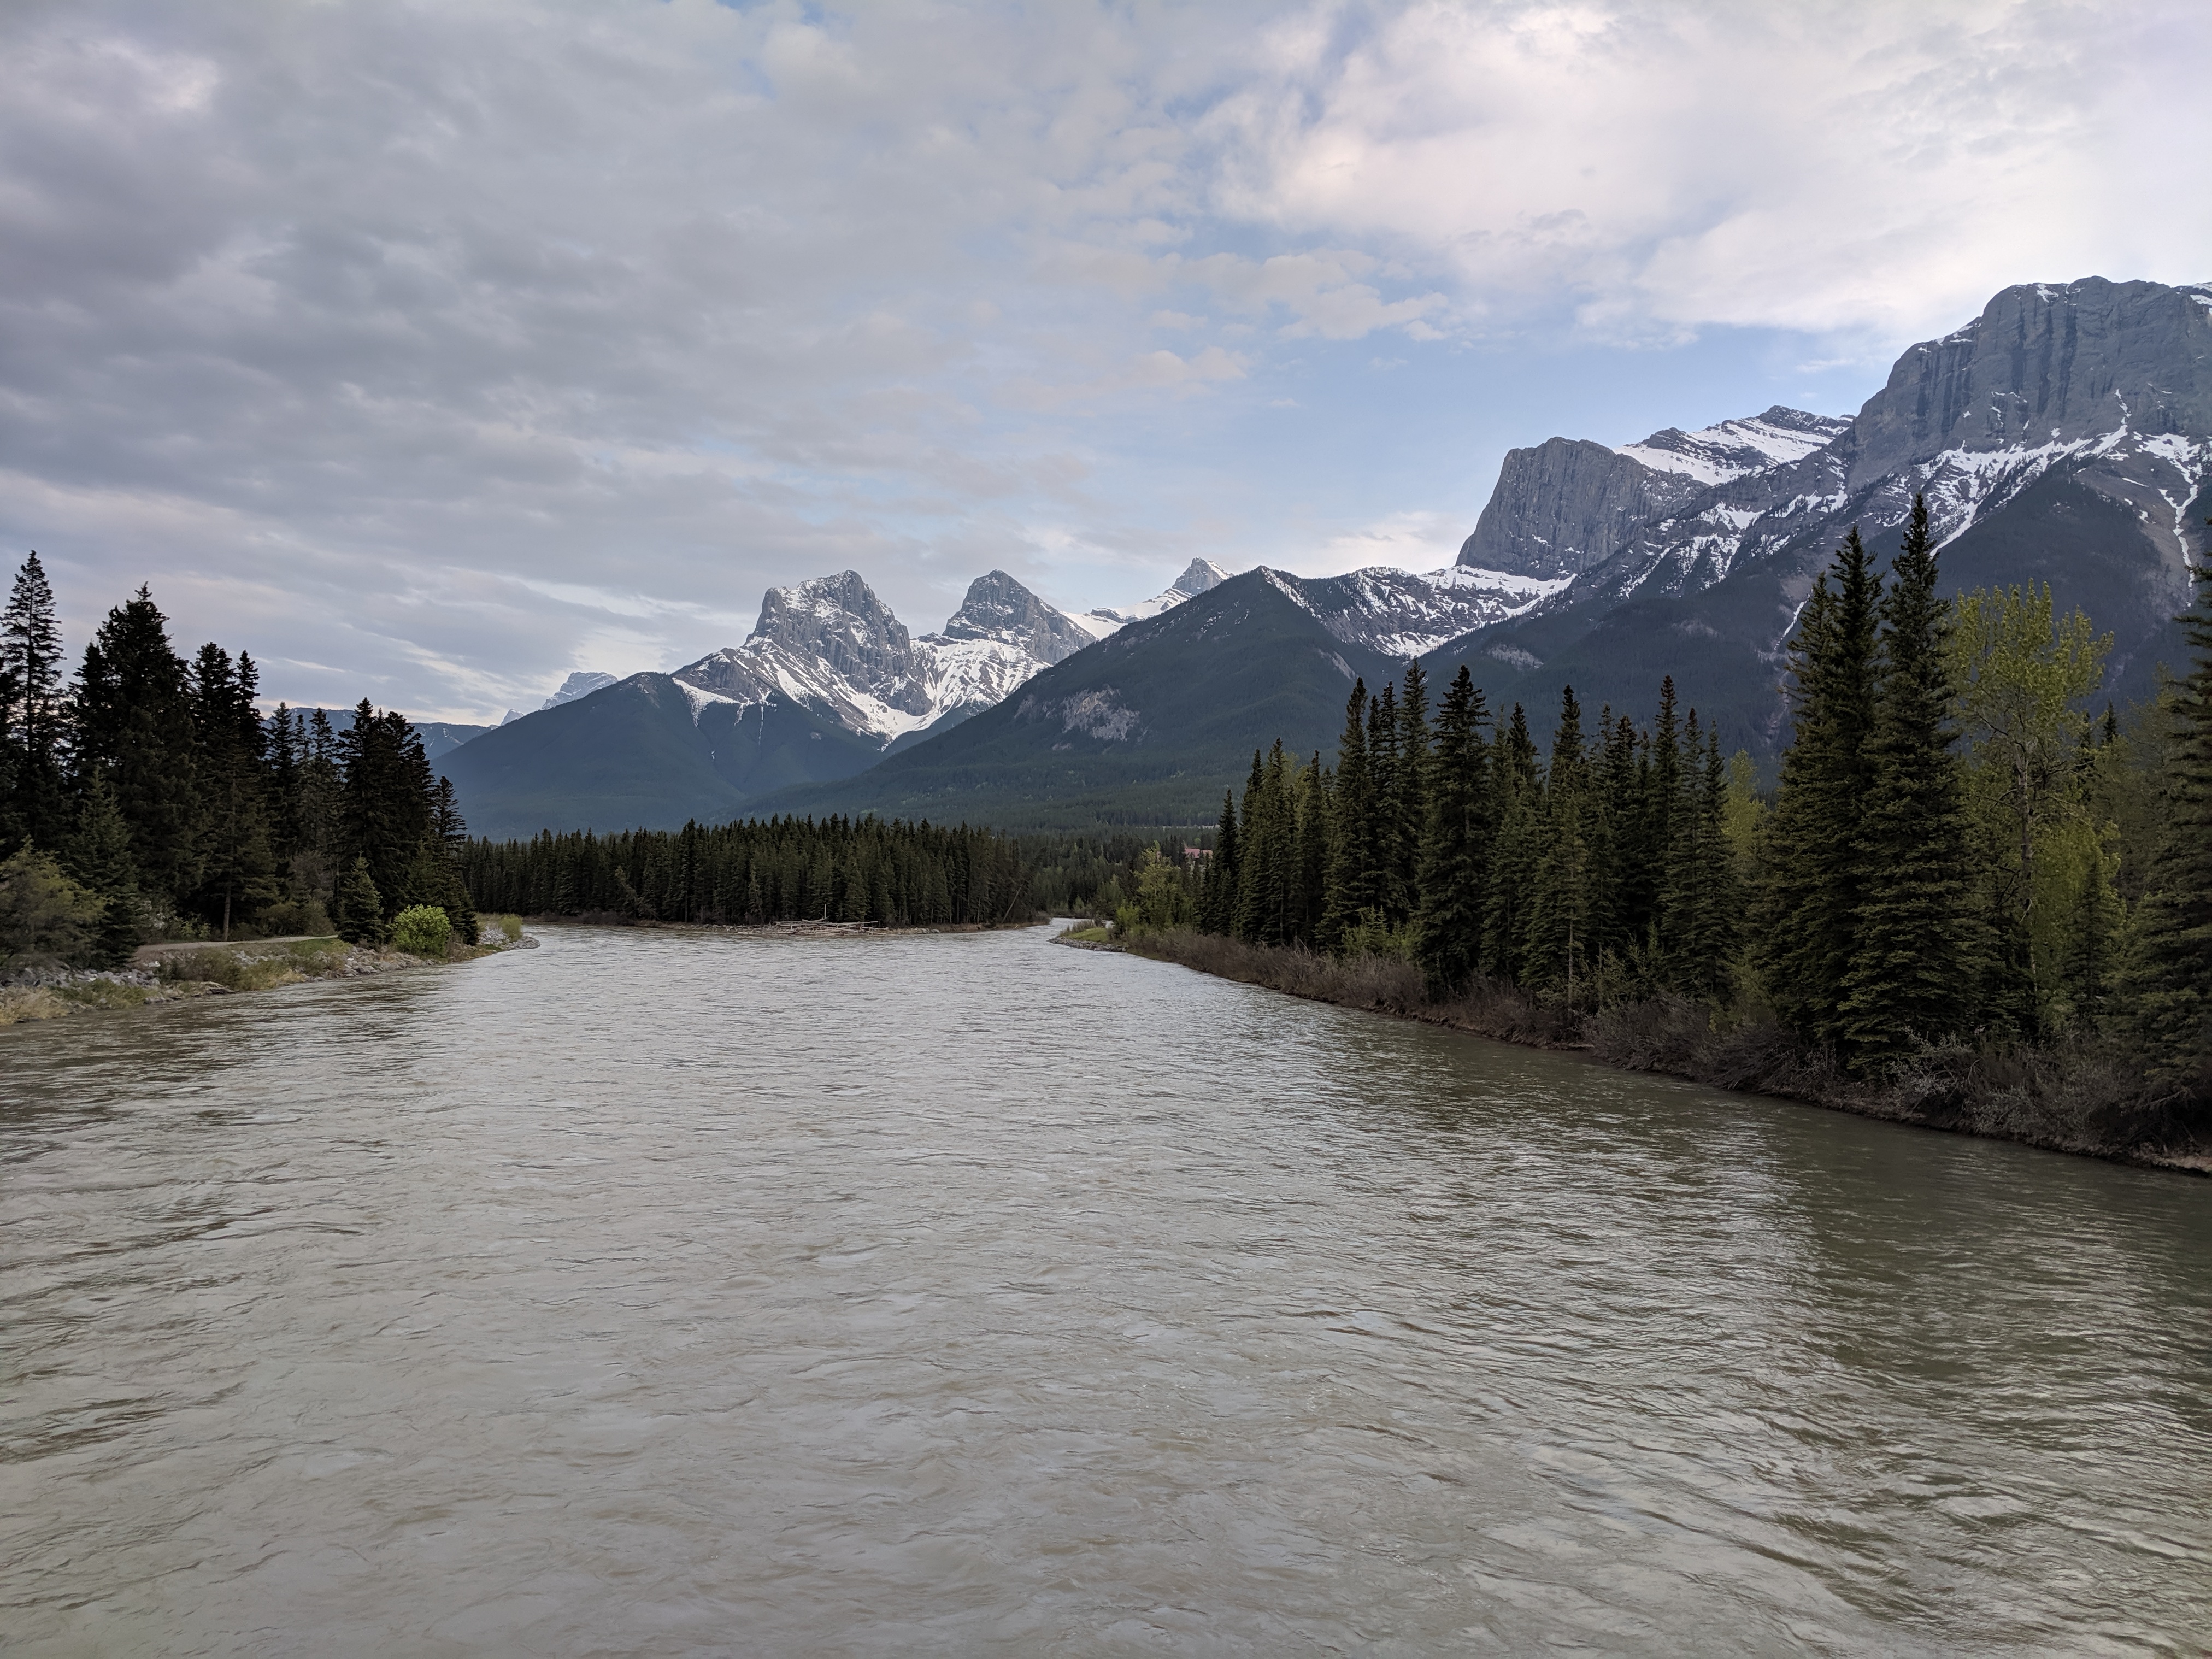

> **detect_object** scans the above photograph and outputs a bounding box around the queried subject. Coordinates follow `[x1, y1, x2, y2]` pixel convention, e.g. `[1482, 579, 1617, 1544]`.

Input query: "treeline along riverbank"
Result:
[460, 815, 1033, 927]
[1096, 499, 2212, 1168]
[1, 555, 481, 976]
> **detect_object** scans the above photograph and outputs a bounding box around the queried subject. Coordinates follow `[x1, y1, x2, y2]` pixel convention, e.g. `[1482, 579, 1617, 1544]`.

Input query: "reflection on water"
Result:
[3, 923, 2207, 1655]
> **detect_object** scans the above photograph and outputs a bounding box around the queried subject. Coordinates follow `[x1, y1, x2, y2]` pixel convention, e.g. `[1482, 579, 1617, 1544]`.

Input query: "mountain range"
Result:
[436, 275, 2209, 838]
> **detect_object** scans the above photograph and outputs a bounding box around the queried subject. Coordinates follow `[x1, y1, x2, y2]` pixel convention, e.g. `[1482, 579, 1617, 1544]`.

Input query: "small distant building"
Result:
[1181, 845, 1211, 864]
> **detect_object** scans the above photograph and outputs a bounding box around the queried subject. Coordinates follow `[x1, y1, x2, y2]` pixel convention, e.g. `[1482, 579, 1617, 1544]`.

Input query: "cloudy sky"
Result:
[4, 0, 2206, 720]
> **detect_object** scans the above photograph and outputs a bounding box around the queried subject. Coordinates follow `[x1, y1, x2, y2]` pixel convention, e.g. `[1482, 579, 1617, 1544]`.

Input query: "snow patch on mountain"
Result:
[1618, 409, 1849, 487]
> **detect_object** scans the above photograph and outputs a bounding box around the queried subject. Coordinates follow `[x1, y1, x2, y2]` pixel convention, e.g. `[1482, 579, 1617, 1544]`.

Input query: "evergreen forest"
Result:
[0, 555, 478, 968]
[1156, 501, 2212, 1097]
[459, 816, 1032, 927]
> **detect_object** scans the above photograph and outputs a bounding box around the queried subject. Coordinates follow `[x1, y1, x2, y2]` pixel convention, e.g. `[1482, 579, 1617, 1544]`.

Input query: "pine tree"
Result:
[191, 644, 278, 938]
[337, 702, 433, 916]
[74, 587, 201, 915]
[66, 772, 143, 968]
[1481, 703, 1540, 984]
[1319, 680, 1372, 951]
[1236, 744, 1296, 945]
[1, 551, 70, 849]
[1366, 681, 1403, 927]
[1839, 497, 1978, 1069]
[1756, 530, 1879, 1049]
[1590, 707, 1639, 967]
[1389, 661, 1431, 929]
[1525, 686, 1595, 1002]
[1201, 790, 1239, 934]
[2116, 557, 2212, 1092]
[0, 643, 18, 851]
[1662, 717, 1739, 1002]
[1414, 665, 1490, 994]
[1641, 677, 1682, 955]
[334, 855, 387, 945]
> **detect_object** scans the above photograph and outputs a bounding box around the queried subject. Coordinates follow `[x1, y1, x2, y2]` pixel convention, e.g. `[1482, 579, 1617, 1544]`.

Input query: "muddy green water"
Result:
[3, 924, 2208, 1655]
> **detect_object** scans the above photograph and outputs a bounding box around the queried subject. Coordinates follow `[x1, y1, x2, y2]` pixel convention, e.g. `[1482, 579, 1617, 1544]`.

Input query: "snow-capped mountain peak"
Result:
[542, 670, 619, 710]
[667, 568, 1107, 749]
[1085, 558, 1231, 630]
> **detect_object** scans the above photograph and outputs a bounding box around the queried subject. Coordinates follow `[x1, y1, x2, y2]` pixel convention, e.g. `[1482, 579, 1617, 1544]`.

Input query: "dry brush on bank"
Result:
[1109, 927, 2208, 1173]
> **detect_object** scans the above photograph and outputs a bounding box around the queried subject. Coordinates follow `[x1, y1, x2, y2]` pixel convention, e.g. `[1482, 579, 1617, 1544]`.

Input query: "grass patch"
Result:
[158, 938, 348, 991]
[1058, 923, 1113, 944]
[55, 980, 152, 1012]
[0, 986, 71, 1027]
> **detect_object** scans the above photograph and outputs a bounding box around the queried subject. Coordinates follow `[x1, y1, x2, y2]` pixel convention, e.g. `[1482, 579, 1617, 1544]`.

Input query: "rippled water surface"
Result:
[3, 923, 2209, 1655]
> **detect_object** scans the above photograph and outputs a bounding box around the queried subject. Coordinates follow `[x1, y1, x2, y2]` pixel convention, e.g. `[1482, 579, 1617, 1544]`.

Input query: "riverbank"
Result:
[522, 914, 1039, 936]
[1084, 927, 2211, 1176]
[0, 922, 534, 1031]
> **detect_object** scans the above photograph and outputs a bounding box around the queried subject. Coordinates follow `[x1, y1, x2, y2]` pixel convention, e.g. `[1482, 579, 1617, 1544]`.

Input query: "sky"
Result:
[3, 0, 2207, 722]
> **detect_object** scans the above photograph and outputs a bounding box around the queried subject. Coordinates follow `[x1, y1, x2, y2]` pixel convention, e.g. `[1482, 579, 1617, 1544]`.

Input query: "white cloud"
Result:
[1216, 0, 2212, 344]
[0, 0, 2200, 718]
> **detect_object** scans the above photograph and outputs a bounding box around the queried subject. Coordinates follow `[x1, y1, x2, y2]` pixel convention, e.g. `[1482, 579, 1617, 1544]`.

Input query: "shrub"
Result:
[0, 848, 102, 975]
[390, 905, 452, 958]
[161, 946, 249, 989]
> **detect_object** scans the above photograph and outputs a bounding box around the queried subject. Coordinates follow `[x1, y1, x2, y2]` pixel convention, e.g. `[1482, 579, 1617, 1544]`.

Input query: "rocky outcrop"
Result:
[933, 570, 1096, 663]
[1456, 437, 1699, 579]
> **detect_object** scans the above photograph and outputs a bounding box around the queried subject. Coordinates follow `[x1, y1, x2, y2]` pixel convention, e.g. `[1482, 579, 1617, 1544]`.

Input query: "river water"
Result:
[3, 924, 2207, 1655]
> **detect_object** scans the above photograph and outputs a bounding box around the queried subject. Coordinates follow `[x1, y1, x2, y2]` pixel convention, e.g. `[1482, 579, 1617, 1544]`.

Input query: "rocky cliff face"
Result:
[1464, 279, 2211, 650]
[1441, 276, 2212, 749]
[1456, 438, 1699, 579]
[1457, 410, 1849, 585]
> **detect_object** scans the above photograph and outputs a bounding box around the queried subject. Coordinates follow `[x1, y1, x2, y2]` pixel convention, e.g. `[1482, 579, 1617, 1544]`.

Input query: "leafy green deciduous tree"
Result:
[1950, 583, 2114, 1033]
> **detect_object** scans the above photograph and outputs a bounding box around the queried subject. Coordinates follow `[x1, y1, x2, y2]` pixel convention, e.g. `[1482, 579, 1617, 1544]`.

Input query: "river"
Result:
[3, 923, 2207, 1655]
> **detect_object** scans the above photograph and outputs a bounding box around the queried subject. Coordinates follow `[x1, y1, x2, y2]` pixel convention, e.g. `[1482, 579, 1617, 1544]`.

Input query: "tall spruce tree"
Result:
[191, 645, 278, 937]
[1839, 496, 1978, 1068]
[1319, 680, 1373, 950]
[1366, 681, 1403, 927]
[1757, 529, 1880, 1049]
[1641, 677, 1683, 955]
[1481, 703, 1541, 983]
[337, 701, 433, 916]
[2116, 556, 2212, 1092]
[1201, 790, 1239, 934]
[2, 552, 70, 848]
[1525, 686, 1595, 1002]
[1389, 661, 1431, 928]
[74, 587, 201, 914]
[1662, 715, 1739, 1002]
[1236, 743, 1296, 945]
[1414, 665, 1490, 993]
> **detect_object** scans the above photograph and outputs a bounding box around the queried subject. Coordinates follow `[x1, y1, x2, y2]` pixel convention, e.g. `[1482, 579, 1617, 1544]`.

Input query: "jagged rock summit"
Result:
[669, 568, 1101, 749]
